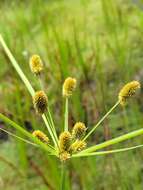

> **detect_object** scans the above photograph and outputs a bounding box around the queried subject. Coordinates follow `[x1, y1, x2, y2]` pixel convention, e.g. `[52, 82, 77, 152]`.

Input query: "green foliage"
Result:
[0, 0, 143, 189]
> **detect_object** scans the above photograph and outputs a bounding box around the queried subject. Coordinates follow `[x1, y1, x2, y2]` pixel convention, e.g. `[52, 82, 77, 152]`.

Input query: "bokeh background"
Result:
[0, 0, 143, 189]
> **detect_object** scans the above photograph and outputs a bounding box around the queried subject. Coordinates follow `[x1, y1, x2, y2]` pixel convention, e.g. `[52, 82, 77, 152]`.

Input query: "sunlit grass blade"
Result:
[47, 107, 59, 144]
[0, 113, 56, 155]
[0, 35, 35, 96]
[64, 98, 68, 131]
[83, 100, 120, 140]
[37, 73, 59, 147]
[0, 34, 57, 147]
[72, 144, 143, 158]
[60, 163, 66, 190]
[0, 128, 39, 147]
[80, 127, 143, 154]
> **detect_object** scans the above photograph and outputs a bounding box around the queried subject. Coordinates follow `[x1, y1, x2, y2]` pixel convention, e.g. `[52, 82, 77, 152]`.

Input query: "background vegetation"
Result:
[0, 0, 143, 189]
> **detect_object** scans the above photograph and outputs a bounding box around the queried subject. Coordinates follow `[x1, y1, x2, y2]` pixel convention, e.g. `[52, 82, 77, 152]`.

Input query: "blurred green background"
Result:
[0, 0, 143, 189]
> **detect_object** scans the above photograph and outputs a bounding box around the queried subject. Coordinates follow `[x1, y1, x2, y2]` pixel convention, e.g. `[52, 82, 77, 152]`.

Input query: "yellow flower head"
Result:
[59, 151, 71, 162]
[118, 81, 141, 106]
[72, 122, 87, 139]
[69, 140, 86, 153]
[29, 54, 43, 74]
[33, 91, 48, 114]
[32, 130, 49, 144]
[59, 131, 72, 152]
[62, 77, 77, 97]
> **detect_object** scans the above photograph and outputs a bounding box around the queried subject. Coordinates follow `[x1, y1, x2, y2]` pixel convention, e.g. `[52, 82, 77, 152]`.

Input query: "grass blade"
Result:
[0, 113, 56, 155]
[80, 127, 143, 154]
[73, 144, 143, 158]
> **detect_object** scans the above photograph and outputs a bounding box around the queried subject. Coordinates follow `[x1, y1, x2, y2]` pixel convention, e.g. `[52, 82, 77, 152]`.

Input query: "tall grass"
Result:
[0, 0, 143, 189]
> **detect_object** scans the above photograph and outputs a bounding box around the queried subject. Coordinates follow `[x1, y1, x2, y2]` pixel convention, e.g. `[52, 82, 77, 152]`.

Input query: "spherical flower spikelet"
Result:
[29, 54, 43, 74]
[118, 81, 141, 106]
[32, 130, 49, 144]
[62, 77, 77, 97]
[69, 140, 87, 153]
[72, 122, 87, 139]
[59, 131, 72, 152]
[33, 91, 48, 114]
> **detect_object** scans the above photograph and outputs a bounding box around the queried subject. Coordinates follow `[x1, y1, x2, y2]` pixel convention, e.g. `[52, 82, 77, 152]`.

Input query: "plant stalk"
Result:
[0, 34, 57, 147]
[0, 113, 56, 155]
[60, 162, 66, 190]
[73, 144, 143, 157]
[64, 98, 69, 131]
[83, 100, 120, 140]
[80, 127, 143, 154]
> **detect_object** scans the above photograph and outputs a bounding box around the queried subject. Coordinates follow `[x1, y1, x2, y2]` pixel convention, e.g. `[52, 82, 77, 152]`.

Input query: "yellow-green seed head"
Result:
[29, 54, 43, 74]
[33, 91, 48, 114]
[59, 151, 71, 162]
[32, 130, 49, 144]
[59, 131, 72, 152]
[62, 77, 77, 97]
[118, 81, 140, 106]
[72, 122, 87, 139]
[69, 140, 86, 153]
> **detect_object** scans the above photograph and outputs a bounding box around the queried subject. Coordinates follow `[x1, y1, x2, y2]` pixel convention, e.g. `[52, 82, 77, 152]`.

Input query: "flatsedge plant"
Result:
[0, 35, 143, 189]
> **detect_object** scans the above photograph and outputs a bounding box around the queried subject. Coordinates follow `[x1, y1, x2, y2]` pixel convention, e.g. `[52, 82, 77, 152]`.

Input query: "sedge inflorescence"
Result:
[118, 81, 140, 106]
[58, 123, 87, 161]
[29, 54, 43, 75]
[32, 130, 49, 144]
[33, 90, 48, 114]
[28, 54, 141, 162]
[62, 77, 77, 97]
[29, 56, 87, 161]
[72, 122, 87, 139]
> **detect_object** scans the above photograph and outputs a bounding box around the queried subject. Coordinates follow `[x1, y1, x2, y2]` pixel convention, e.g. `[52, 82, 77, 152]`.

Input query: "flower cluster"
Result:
[59, 123, 87, 161]
[29, 54, 141, 162]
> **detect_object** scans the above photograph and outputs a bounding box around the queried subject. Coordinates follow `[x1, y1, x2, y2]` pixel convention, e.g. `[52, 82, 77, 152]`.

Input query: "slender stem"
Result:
[0, 34, 57, 146]
[72, 144, 143, 158]
[45, 112, 59, 149]
[0, 113, 55, 155]
[83, 100, 120, 140]
[42, 114, 57, 147]
[0, 128, 39, 147]
[64, 98, 69, 131]
[0, 35, 35, 96]
[80, 127, 143, 154]
[37, 70, 59, 147]
[60, 163, 66, 190]
[47, 107, 59, 143]
[37, 73, 44, 90]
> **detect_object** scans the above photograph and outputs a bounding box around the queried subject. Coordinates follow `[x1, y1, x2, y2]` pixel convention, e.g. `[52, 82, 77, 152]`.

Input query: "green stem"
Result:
[37, 72, 59, 147]
[60, 163, 66, 190]
[64, 98, 69, 131]
[37, 73, 44, 90]
[80, 127, 143, 154]
[47, 107, 59, 144]
[0, 35, 35, 96]
[73, 144, 143, 157]
[45, 112, 59, 149]
[0, 128, 39, 147]
[83, 100, 120, 140]
[0, 34, 57, 146]
[42, 114, 58, 147]
[0, 113, 55, 155]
